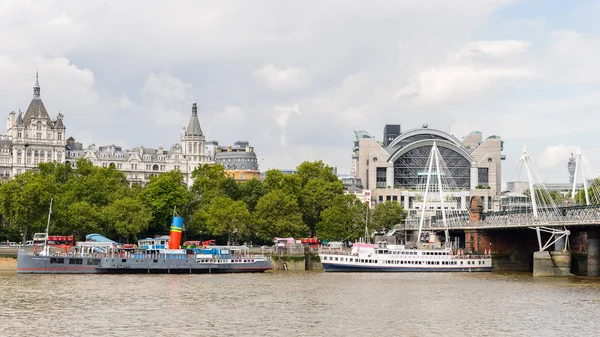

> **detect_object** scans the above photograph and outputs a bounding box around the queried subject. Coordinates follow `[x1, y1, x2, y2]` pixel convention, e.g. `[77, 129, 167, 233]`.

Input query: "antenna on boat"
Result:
[43, 198, 53, 256]
[364, 206, 369, 244]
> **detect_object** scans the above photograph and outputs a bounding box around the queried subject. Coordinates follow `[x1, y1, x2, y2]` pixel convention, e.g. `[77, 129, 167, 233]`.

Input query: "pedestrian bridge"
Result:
[403, 206, 600, 231]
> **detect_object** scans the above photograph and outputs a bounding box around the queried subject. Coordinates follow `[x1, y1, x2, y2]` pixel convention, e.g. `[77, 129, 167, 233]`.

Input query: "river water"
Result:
[1, 271, 599, 337]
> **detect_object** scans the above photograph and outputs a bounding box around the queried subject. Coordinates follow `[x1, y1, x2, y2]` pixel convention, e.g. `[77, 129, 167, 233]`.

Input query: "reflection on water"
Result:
[1, 271, 600, 337]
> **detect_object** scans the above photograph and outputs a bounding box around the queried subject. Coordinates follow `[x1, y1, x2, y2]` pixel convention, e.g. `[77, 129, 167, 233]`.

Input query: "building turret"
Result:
[185, 102, 203, 137]
[33, 71, 41, 99]
[181, 102, 207, 186]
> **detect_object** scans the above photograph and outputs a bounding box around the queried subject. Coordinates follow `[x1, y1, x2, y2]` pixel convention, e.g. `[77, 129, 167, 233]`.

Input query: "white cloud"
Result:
[538, 145, 577, 170]
[141, 73, 192, 103]
[398, 65, 532, 104]
[1, 0, 599, 180]
[455, 40, 531, 59]
[254, 64, 309, 91]
[273, 104, 300, 128]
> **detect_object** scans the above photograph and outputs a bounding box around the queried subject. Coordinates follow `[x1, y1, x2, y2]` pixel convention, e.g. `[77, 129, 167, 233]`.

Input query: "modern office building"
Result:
[352, 124, 504, 211]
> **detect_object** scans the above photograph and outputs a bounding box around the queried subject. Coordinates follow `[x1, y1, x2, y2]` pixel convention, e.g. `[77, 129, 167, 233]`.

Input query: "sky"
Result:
[1, 0, 600, 184]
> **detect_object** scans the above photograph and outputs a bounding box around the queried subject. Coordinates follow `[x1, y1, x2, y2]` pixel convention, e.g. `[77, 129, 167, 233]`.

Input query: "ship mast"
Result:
[42, 198, 53, 256]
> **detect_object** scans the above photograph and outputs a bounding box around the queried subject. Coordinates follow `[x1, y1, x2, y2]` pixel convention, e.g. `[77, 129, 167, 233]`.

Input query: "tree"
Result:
[204, 197, 251, 244]
[263, 169, 301, 196]
[238, 178, 265, 212]
[253, 190, 308, 241]
[190, 163, 238, 202]
[523, 188, 566, 206]
[371, 201, 407, 232]
[317, 194, 368, 242]
[0, 171, 57, 243]
[296, 160, 338, 187]
[575, 178, 600, 205]
[63, 201, 100, 241]
[103, 197, 152, 242]
[140, 170, 188, 236]
[299, 179, 344, 235]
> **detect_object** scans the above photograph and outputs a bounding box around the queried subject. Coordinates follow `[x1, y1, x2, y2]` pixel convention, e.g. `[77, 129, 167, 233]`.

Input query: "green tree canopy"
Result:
[317, 194, 368, 242]
[299, 179, 344, 235]
[0, 170, 57, 243]
[238, 178, 265, 212]
[204, 196, 251, 244]
[253, 190, 308, 241]
[371, 201, 407, 231]
[103, 197, 152, 242]
[296, 160, 338, 187]
[140, 170, 188, 235]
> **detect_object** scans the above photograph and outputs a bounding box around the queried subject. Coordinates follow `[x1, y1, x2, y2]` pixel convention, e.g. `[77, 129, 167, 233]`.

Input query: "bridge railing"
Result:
[402, 205, 600, 230]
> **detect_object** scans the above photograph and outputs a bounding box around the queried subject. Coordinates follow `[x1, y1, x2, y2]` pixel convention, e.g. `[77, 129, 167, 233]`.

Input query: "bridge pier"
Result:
[588, 229, 600, 277]
[533, 250, 572, 277]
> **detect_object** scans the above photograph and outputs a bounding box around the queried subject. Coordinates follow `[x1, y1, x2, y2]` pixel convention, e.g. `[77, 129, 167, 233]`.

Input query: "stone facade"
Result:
[212, 141, 260, 181]
[0, 74, 67, 179]
[0, 75, 210, 186]
[65, 102, 209, 186]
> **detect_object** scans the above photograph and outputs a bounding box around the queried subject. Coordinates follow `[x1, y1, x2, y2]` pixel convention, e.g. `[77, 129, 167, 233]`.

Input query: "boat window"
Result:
[50, 257, 65, 264]
[153, 259, 158, 263]
[69, 258, 83, 265]
[87, 259, 100, 265]
[122, 259, 126, 263]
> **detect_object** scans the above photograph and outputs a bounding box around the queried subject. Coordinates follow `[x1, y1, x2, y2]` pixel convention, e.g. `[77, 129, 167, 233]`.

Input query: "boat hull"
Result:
[17, 251, 273, 274]
[322, 262, 492, 272]
[17, 254, 100, 274]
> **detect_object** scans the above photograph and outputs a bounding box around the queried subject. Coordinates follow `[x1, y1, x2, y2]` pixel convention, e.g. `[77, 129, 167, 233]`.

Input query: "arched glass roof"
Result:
[388, 139, 473, 190]
[386, 128, 463, 149]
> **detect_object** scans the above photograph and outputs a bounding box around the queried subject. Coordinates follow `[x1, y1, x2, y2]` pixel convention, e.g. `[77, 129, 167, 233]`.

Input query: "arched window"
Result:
[36, 121, 42, 130]
[188, 143, 192, 154]
[152, 164, 159, 171]
[193, 142, 197, 154]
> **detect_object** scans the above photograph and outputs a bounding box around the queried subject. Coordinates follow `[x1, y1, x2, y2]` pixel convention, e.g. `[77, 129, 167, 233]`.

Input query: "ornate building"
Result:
[211, 140, 260, 181]
[1, 76, 252, 186]
[0, 73, 67, 179]
[65, 102, 208, 186]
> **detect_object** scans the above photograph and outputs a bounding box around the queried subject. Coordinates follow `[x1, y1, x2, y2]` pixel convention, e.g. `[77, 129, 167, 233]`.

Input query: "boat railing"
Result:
[450, 254, 491, 260]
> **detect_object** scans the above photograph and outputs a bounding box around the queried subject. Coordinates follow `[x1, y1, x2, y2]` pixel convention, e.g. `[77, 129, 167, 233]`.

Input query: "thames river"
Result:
[1, 271, 599, 337]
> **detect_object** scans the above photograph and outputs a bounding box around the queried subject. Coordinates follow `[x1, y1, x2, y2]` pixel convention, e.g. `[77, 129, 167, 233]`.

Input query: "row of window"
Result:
[323, 256, 485, 266]
[49, 257, 100, 265]
[16, 131, 63, 140]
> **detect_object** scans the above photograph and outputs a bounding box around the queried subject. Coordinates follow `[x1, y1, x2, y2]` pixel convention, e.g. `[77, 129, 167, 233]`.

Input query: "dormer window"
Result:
[36, 121, 42, 130]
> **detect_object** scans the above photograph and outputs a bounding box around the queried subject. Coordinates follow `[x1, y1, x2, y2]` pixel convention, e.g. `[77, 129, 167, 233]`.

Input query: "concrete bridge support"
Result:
[533, 250, 572, 277]
[588, 229, 600, 277]
[533, 235, 572, 277]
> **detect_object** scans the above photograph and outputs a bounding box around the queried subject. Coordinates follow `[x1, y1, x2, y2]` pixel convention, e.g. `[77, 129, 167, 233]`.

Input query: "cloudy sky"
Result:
[1, 0, 600, 183]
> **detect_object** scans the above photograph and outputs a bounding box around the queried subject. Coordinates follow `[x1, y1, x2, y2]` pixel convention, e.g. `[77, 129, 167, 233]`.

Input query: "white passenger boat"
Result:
[319, 242, 492, 272]
[319, 142, 492, 272]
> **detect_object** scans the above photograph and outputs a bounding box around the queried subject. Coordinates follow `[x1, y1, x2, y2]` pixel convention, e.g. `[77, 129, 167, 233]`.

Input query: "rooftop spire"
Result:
[185, 101, 203, 137]
[33, 71, 41, 99]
